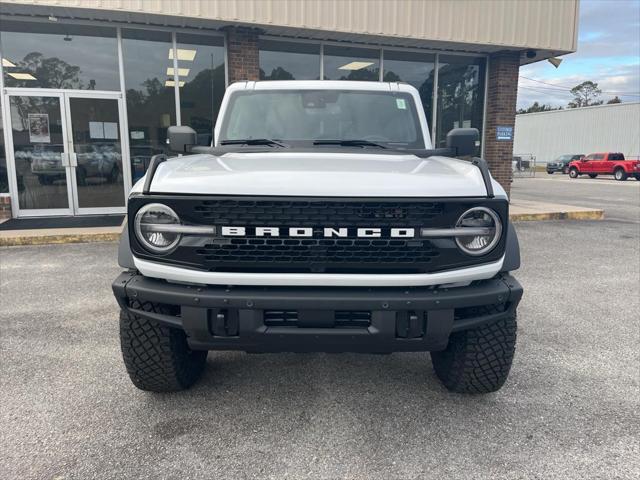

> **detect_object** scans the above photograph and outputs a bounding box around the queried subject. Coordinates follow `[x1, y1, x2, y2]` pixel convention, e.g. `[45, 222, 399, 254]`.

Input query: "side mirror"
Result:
[167, 125, 197, 153]
[196, 133, 213, 146]
[446, 128, 479, 157]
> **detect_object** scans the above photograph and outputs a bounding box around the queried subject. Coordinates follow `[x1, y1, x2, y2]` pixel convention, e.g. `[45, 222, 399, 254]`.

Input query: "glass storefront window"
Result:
[323, 45, 380, 81]
[0, 103, 8, 193]
[259, 39, 320, 80]
[435, 55, 486, 151]
[0, 21, 119, 91]
[176, 33, 225, 145]
[122, 29, 176, 183]
[383, 50, 436, 132]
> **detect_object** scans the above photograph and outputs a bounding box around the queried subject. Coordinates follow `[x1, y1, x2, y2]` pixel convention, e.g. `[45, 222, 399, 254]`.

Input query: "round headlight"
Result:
[455, 207, 502, 256]
[134, 203, 181, 253]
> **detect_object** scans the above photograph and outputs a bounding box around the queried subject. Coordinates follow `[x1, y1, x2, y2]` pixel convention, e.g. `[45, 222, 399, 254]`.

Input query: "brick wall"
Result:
[226, 26, 260, 84]
[0, 195, 11, 220]
[483, 51, 520, 197]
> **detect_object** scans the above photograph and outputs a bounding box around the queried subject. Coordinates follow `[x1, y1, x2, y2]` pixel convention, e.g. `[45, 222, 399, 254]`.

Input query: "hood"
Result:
[142, 151, 492, 198]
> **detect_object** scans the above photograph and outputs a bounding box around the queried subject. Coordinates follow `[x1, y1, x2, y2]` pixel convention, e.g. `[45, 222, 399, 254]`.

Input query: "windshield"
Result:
[556, 155, 572, 162]
[218, 90, 424, 149]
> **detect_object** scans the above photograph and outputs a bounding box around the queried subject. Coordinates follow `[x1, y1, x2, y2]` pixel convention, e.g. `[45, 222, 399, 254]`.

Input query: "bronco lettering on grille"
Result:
[220, 226, 416, 238]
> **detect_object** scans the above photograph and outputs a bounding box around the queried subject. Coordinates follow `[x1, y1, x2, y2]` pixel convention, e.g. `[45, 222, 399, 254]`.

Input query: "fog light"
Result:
[455, 207, 502, 256]
[134, 203, 181, 253]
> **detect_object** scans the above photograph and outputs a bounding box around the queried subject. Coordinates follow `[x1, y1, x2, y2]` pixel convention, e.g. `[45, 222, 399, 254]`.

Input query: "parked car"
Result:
[568, 152, 640, 181]
[546, 154, 584, 174]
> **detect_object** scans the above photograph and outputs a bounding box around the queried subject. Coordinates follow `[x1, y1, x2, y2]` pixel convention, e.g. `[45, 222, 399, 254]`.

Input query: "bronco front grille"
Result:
[192, 199, 444, 226]
[195, 237, 438, 272]
[128, 196, 509, 274]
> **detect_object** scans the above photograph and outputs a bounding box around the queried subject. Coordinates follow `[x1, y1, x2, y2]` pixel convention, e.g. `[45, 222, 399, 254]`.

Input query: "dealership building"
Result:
[0, 0, 579, 220]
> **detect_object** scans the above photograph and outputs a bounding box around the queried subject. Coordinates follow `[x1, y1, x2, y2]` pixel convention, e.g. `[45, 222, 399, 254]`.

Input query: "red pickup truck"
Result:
[568, 153, 640, 181]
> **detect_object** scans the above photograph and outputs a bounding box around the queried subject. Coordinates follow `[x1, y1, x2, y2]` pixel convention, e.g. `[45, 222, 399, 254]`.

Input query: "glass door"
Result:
[64, 94, 126, 214]
[4, 90, 128, 217]
[5, 93, 74, 216]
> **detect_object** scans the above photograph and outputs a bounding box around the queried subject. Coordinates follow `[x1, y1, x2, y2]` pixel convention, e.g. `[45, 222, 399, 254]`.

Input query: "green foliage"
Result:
[517, 102, 563, 114]
[568, 81, 602, 108]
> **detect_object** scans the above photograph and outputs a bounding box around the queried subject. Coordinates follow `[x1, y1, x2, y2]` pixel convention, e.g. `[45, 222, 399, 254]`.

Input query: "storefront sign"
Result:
[496, 125, 513, 141]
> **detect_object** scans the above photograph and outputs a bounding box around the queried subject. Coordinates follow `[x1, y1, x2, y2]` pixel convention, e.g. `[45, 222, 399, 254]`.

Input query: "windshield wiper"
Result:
[220, 138, 288, 147]
[313, 139, 387, 149]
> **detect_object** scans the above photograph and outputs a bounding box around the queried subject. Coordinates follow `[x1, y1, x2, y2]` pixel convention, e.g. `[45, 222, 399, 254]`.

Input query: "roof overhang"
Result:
[0, 1, 577, 64]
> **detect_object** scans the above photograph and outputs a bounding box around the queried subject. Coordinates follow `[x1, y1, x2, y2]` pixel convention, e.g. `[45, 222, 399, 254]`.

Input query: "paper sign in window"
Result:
[103, 122, 119, 140]
[28, 114, 51, 143]
[89, 121, 105, 139]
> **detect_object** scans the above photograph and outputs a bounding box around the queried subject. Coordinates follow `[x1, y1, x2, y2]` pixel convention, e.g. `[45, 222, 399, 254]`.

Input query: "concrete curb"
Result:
[0, 208, 605, 246]
[510, 209, 604, 222]
[0, 232, 121, 247]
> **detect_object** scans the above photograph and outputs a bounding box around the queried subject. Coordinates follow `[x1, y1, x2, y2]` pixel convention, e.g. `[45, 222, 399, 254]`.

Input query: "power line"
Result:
[519, 75, 640, 95]
[518, 85, 573, 96]
[519, 76, 576, 89]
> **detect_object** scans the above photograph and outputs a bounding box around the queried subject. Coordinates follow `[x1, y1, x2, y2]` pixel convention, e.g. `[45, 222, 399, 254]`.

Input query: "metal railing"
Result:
[512, 153, 536, 177]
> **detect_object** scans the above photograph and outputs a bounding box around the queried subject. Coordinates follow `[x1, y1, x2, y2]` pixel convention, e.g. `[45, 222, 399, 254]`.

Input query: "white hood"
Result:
[141, 151, 495, 198]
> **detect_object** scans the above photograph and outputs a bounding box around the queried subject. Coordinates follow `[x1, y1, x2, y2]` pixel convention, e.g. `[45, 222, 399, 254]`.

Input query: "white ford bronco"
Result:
[113, 81, 522, 394]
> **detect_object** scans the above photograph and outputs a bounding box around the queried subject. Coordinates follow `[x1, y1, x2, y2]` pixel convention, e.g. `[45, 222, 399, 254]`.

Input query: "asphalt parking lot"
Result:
[512, 173, 640, 221]
[1, 178, 639, 479]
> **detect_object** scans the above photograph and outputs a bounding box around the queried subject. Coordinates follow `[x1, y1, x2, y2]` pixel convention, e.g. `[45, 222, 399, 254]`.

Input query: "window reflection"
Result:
[435, 55, 486, 152]
[259, 39, 320, 80]
[177, 33, 225, 145]
[68, 98, 125, 208]
[122, 29, 176, 183]
[0, 20, 119, 90]
[383, 50, 436, 132]
[323, 45, 380, 81]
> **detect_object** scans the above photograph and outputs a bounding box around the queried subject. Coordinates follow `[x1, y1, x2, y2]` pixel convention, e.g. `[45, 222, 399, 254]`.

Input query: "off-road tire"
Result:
[634, 174, 640, 181]
[614, 168, 627, 181]
[546, 171, 554, 174]
[588, 173, 597, 178]
[431, 314, 517, 394]
[569, 168, 579, 178]
[120, 301, 208, 392]
[562, 166, 570, 174]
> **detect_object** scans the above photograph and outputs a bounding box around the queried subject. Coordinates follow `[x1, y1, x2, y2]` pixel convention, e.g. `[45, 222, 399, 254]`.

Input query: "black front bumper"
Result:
[113, 272, 523, 353]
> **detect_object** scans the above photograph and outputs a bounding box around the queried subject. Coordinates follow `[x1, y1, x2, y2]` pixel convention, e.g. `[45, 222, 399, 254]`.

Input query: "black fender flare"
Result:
[501, 222, 521, 272]
[118, 221, 136, 269]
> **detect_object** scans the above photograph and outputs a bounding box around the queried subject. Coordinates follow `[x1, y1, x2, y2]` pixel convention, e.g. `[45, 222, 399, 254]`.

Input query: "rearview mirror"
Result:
[446, 128, 479, 157]
[167, 125, 197, 153]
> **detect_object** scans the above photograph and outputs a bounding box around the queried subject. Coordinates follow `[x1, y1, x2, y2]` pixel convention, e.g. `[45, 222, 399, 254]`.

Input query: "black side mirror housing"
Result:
[446, 128, 479, 157]
[167, 125, 197, 153]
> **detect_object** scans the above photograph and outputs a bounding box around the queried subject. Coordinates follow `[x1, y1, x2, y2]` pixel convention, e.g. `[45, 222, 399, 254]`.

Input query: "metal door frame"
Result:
[3, 87, 130, 217]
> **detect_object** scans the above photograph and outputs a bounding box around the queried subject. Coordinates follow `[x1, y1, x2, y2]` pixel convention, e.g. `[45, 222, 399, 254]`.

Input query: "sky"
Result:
[517, 0, 640, 109]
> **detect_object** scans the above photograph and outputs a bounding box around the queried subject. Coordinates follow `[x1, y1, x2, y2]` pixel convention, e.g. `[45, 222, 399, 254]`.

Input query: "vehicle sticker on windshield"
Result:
[396, 98, 407, 110]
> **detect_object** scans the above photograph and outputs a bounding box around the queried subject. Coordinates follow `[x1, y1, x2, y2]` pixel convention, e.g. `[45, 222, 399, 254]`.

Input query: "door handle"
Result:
[69, 152, 78, 167]
[60, 152, 70, 167]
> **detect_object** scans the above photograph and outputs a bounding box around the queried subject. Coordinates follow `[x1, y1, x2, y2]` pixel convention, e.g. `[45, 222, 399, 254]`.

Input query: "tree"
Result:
[14, 52, 83, 89]
[517, 102, 562, 114]
[568, 81, 602, 108]
[607, 96, 622, 104]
